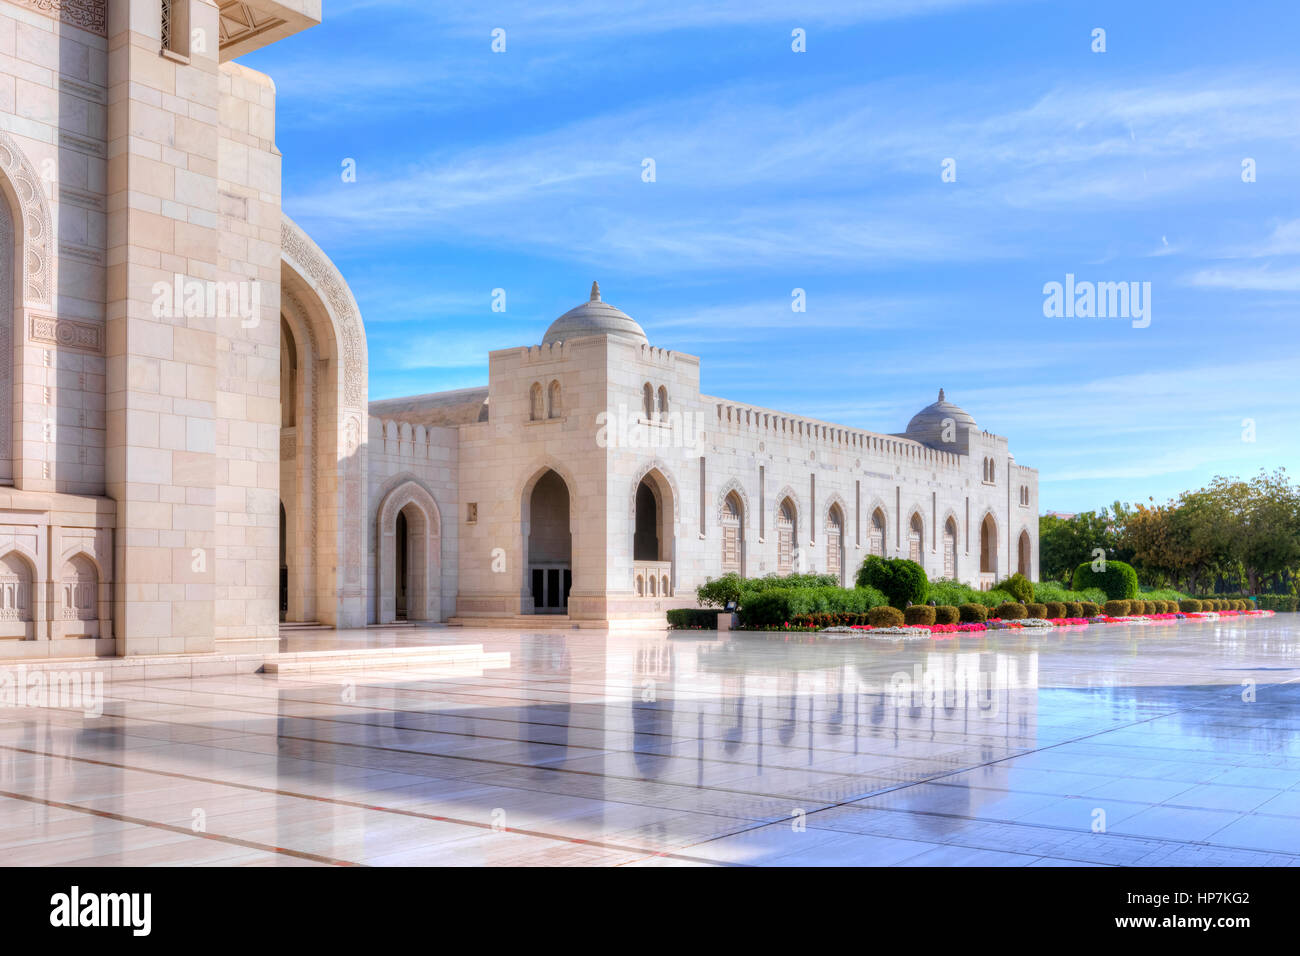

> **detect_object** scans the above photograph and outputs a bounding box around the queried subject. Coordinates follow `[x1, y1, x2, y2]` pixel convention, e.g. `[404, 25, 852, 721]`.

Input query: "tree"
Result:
[1208, 469, 1300, 594]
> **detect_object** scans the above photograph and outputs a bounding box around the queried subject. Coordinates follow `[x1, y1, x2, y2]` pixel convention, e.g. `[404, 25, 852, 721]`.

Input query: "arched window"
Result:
[657, 386, 669, 419]
[943, 518, 958, 579]
[777, 497, 796, 574]
[1018, 530, 1031, 577]
[908, 513, 923, 564]
[547, 380, 562, 419]
[642, 382, 654, 420]
[826, 505, 845, 584]
[529, 382, 544, 421]
[869, 508, 886, 557]
[721, 491, 744, 574]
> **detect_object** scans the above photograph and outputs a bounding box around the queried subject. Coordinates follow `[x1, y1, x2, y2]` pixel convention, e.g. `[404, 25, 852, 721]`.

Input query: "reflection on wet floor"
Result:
[2, 616, 1300, 865]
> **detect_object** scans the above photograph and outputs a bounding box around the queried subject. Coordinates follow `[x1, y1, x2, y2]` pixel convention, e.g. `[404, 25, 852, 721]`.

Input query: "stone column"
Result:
[105, 0, 220, 654]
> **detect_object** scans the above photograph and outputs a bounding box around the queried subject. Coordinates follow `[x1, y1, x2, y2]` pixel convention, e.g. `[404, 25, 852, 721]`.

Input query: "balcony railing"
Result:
[634, 561, 673, 598]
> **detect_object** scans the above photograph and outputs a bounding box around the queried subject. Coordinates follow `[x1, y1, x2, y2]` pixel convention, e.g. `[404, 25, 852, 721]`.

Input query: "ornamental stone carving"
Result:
[0, 130, 55, 306]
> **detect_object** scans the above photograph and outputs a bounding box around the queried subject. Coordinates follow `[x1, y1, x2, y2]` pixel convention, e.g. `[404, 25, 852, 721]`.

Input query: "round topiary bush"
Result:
[1072, 560, 1140, 600]
[1025, 603, 1048, 619]
[1235, 599, 1247, 611]
[867, 605, 905, 628]
[934, 605, 959, 625]
[1080, 601, 1100, 617]
[856, 556, 929, 609]
[1065, 601, 1084, 618]
[959, 602, 988, 623]
[904, 605, 937, 626]
[1044, 601, 1066, 619]
[1179, 599, 1201, 613]
[993, 601, 1027, 620]
[1138, 600, 1153, 615]
[1104, 600, 1131, 617]
[997, 573, 1034, 604]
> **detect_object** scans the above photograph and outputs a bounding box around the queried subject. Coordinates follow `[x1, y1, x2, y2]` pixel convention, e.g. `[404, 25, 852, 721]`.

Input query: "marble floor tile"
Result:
[2, 615, 1299, 865]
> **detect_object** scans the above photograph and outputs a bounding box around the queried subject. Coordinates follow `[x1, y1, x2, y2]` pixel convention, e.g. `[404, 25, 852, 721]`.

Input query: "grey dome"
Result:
[905, 388, 977, 447]
[542, 282, 648, 346]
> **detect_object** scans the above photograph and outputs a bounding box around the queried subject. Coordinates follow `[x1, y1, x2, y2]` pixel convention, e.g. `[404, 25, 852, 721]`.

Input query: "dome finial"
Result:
[938, 387, 945, 402]
[590, 281, 601, 302]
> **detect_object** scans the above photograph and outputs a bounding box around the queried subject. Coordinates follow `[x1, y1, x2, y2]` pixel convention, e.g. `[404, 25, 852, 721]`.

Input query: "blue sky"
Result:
[241, 0, 1300, 514]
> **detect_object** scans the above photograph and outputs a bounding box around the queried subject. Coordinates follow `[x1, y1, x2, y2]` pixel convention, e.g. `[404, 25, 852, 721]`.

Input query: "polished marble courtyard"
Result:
[2, 616, 1299, 866]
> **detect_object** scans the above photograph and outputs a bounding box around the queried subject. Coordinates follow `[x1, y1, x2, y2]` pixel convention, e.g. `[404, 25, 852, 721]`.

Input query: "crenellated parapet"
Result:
[709, 400, 965, 469]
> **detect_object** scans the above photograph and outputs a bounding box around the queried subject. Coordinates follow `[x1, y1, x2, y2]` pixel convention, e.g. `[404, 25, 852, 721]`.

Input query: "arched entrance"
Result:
[943, 517, 958, 579]
[376, 479, 442, 623]
[908, 512, 924, 564]
[777, 497, 796, 574]
[280, 215, 369, 629]
[980, 513, 998, 586]
[869, 508, 886, 557]
[633, 468, 675, 597]
[826, 504, 845, 584]
[721, 491, 744, 576]
[524, 468, 572, 613]
[1018, 530, 1032, 578]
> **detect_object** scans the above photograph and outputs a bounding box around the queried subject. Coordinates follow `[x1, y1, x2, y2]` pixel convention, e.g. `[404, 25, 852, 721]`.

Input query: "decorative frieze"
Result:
[29, 315, 104, 354]
[9, 1, 106, 38]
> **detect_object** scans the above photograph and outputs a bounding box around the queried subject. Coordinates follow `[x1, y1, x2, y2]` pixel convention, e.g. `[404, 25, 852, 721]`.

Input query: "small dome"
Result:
[542, 282, 648, 346]
[905, 388, 977, 447]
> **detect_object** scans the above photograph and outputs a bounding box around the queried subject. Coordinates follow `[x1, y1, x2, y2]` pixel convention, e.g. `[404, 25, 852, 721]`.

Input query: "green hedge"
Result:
[934, 605, 959, 624]
[959, 603, 989, 623]
[1025, 603, 1048, 619]
[697, 572, 841, 609]
[1044, 601, 1066, 619]
[992, 602, 1027, 620]
[856, 557, 928, 609]
[666, 608, 720, 629]
[737, 585, 886, 628]
[1103, 600, 1131, 617]
[1072, 560, 1139, 600]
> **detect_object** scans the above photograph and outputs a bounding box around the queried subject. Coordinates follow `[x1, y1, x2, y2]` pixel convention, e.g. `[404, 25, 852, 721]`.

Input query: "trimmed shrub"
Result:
[1072, 560, 1140, 600]
[998, 573, 1034, 604]
[1104, 600, 1131, 617]
[856, 556, 929, 609]
[697, 572, 843, 609]
[1044, 601, 1066, 619]
[959, 603, 989, 623]
[934, 605, 960, 625]
[868, 605, 905, 628]
[667, 608, 720, 629]
[1025, 603, 1048, 619]
[992, 601, 1027, 620]
[904, 605, 937, 626]
[738, 585, 887, 628]
[1079, 601, 1099, 617]
[696, 573, 746, 609]
[1235, 599, 1248, 611]
[927, 578, 983, 608]
[1179, 599, 1202, 613]
[1065, 601, 1084, 618]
